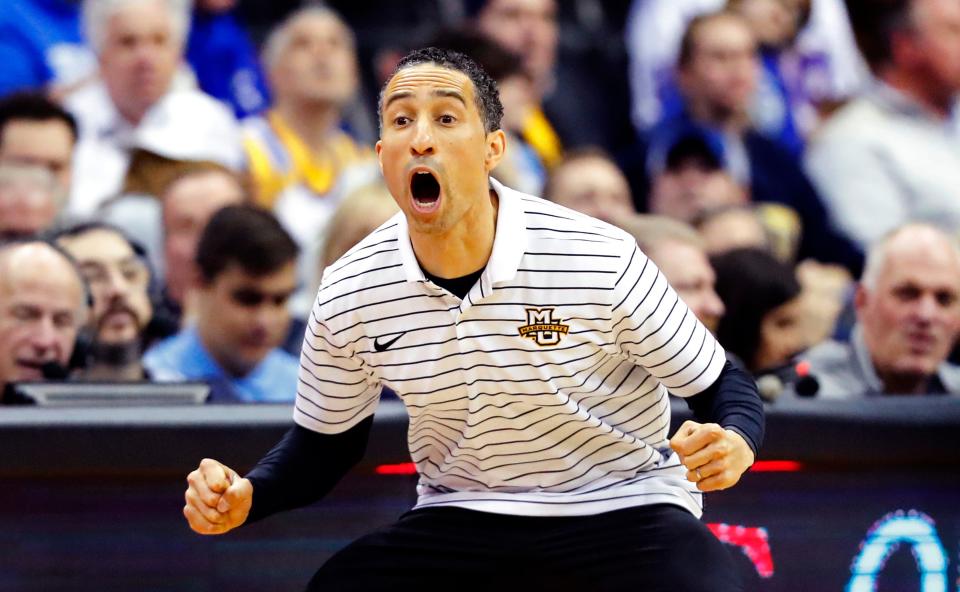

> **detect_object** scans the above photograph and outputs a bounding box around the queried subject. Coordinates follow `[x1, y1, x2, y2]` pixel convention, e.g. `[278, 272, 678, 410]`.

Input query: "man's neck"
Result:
[82, 362, 146, 381]
[195, 326, 256, 379]
[273, 99, 341, 153]
[84, 341, 146, 381]
[876, 369, 934, 395]
[410, 189, 499, 279]
[881, 69, 955, 120]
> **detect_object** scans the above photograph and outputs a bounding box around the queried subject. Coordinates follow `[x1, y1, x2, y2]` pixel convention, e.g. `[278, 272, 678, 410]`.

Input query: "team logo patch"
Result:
[518, 308, 570, 346]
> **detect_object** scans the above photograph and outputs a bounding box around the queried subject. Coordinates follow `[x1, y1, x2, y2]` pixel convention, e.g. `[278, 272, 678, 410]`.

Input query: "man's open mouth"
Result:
[410, 170, 441, 212]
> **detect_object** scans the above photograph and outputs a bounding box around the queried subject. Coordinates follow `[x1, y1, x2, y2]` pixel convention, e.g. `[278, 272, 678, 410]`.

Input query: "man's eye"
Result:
[439, 115, 456, 124]
[394, 116, 410, 126]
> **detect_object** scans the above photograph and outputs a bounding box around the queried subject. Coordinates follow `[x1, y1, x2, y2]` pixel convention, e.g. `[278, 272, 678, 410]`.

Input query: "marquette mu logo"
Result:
[518, 308, 570, 346]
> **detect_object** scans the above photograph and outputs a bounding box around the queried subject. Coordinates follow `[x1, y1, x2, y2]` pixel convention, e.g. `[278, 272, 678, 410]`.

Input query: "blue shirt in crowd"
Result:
[186, 8, 270, 119]
[143, 326, 299, 403]
[0, 0, 94, 97]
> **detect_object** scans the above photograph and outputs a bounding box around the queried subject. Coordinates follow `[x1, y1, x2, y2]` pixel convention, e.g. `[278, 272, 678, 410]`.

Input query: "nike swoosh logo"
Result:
[373, 332, 406, 352]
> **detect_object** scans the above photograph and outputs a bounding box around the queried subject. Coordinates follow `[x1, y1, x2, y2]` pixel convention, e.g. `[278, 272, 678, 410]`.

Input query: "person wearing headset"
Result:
[54, 222, 156, 382]
[0, 239, 88, 400]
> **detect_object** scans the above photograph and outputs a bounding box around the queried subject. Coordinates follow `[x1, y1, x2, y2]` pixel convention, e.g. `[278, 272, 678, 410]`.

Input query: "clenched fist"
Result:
[183, 458, 253, 535]
[669, 421, 754, 492]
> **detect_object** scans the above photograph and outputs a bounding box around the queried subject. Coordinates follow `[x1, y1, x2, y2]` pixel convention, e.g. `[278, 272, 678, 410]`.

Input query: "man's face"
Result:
[649, 240, 725, 333]
[650, 163, 747, 223]
[0, 171, 59, 240]
[548, 156, 634, 223]
[857, 236, 960, 381]
[377, 63, 504, 236]
[680, 16, 759, 119]
[162, 171, 245, 305]
[0, 119, 74, 192]
[58, 229, 152, 346]
[0, 246, 84, 389]
[195, 262, 296, 377]
[906, 0, 960, 99]
[271, 12, 358, 107]
[98, 0, 180, 122]
[477, 0, 558, 89]
[755, 295, 808, 371]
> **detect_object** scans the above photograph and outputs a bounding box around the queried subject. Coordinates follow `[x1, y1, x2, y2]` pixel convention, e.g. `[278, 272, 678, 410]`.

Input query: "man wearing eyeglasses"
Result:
[55, 222, 154, 381]
[143, 205, 300, 403]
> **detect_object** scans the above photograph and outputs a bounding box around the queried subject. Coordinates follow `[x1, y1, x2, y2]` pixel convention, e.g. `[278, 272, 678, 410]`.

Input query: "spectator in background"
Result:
[644, 11, 862, 271]
[0, 0, 97, 98]
[805, 0, 960, 253]
[468, 0, 565, 168]
[66, 0, 242, 217]
[0, 164, 64, 240]
[646, 131, 748, 221]
[712, 247, 810, 374]
[144, 205, 300, 403]
[243, 6, 377, 315]
[160, 164, 247, 323]
[427, 28, 546, 195]
[625, 0, 865, 134]
[794, 224, 960, 398]
[0, 92, 78, 196]
[0, 240, 87, 399]
[54, 222, 153, 381]
[619, 215, 726, 334]
[187, 0, 271, 119]
[542, 148, 636, 224]
[694, 205, 772, 256]
[317, 182, 399, 275]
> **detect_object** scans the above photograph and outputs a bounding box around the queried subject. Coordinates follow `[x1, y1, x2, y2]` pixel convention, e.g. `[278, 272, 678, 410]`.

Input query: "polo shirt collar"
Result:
[396, 177, 527, 285]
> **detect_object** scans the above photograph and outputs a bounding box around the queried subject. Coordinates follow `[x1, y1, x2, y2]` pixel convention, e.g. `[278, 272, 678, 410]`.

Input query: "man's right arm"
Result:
[245, 417, 373, 522]
[183, 417, 373, 535]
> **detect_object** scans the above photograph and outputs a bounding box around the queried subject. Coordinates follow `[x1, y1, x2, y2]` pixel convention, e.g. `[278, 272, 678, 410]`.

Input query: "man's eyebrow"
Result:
[432, 89, 466, 105]
[383, 88, 467, 110]
[383, 90, 414, 110]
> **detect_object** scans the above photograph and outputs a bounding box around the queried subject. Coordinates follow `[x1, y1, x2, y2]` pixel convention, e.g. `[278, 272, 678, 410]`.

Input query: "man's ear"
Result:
[375, 140, 384, 174]
[853, 283, 868, 315]
[484, 129, 507, 171]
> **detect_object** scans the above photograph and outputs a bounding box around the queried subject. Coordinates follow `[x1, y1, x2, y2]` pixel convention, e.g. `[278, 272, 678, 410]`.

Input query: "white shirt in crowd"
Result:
[805, 82, 960, 251]
[65, 80, 243, 217]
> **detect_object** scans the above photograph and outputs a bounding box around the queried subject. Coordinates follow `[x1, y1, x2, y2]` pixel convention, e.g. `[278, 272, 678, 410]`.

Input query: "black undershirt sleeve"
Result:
[683, 360, 765, 458]
[244, 417, 374, 524]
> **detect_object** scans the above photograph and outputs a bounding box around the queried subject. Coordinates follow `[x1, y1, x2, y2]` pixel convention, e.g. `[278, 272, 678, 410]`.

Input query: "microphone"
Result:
[756, 373, 785, 403]
[793, 361, 820, 398]
[755, 360, 820, 402]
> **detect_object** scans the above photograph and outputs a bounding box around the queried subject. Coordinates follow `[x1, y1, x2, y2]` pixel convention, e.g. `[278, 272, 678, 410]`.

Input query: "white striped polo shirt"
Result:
[295, 179, 726, 517]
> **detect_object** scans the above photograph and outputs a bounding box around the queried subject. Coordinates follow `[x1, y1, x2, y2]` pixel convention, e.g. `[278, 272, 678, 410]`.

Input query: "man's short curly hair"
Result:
[378, 47, 504, 134]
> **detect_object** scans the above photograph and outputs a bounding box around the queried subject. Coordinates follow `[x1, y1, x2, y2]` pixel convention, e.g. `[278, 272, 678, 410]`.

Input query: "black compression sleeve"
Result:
[684, 361, 765, 458]
[244, 416, 374, 524]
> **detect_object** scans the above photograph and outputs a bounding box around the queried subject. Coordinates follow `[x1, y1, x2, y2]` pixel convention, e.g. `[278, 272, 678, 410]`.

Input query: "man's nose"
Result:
[914, 294, 939, 322]
[705, 289, 726, 319]
[105, 268, 128, 298]
[30, 317, 61, 356]
[410, 119, 435, 156]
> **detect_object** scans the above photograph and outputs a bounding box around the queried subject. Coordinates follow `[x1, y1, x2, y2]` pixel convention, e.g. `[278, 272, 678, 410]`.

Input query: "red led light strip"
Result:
[375, 460, 802, 475]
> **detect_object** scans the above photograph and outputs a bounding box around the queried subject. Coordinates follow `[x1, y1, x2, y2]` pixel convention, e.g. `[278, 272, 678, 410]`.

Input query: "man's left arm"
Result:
[670, 360, 765, 492]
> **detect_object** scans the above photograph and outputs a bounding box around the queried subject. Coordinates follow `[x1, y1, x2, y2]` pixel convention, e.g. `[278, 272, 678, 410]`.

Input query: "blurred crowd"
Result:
[2, 0, 960, 405]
